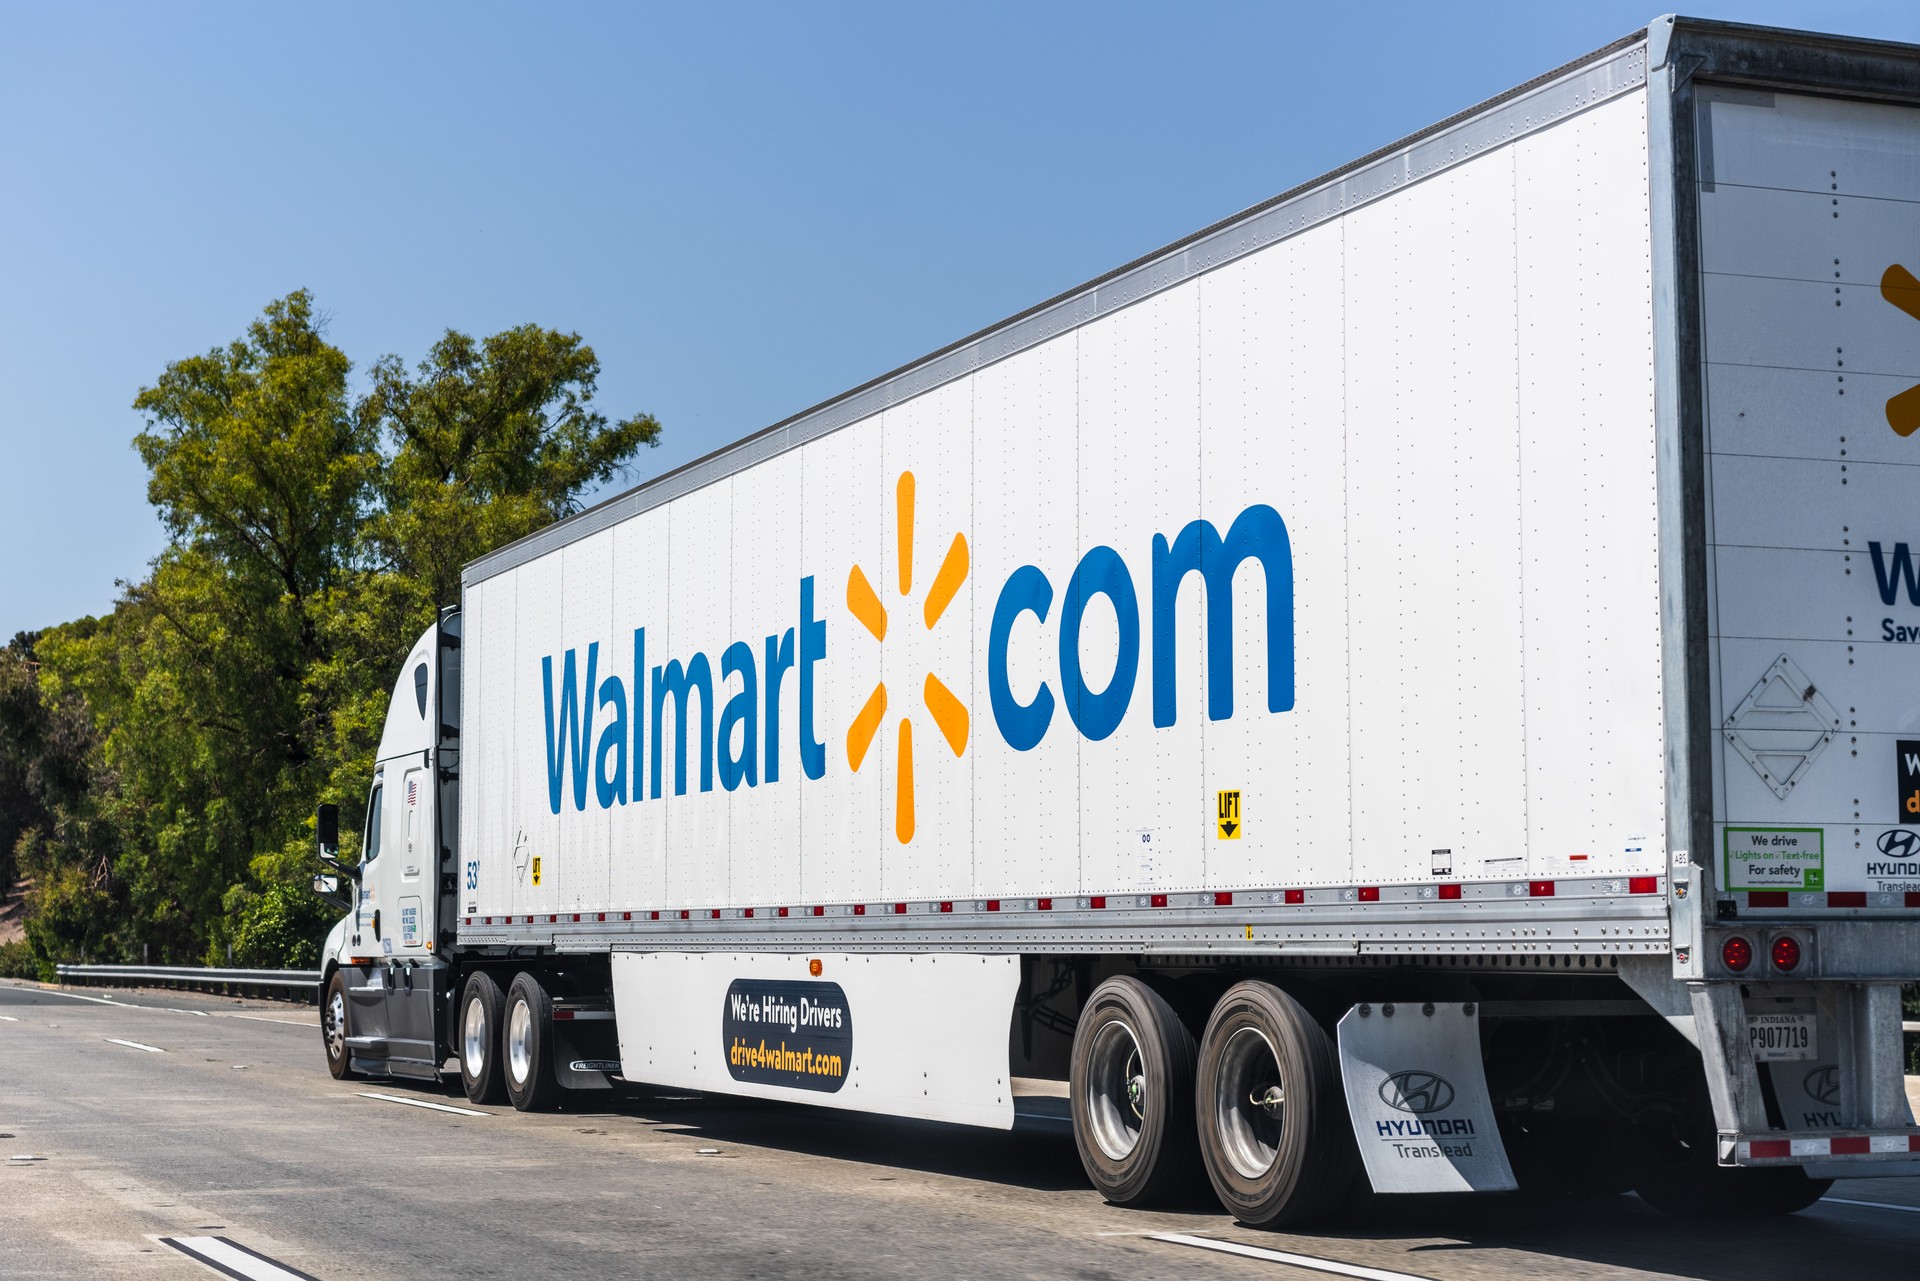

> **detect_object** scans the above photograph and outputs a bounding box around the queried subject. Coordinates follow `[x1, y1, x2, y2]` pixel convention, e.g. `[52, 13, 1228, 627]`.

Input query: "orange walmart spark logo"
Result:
[845, 472, 970, 843]
[1886, 264, 1920, 439]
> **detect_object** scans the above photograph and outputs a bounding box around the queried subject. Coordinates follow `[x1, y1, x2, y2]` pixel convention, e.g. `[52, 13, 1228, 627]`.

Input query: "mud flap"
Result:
[1337, 1002, 1516, 1193]
[553, 1014, 619, 1090]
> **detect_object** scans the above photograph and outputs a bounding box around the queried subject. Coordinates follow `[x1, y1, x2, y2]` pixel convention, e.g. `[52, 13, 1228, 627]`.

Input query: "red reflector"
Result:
[1828, 891, 1867, 907]
[1150, 893, 1168, 908]
[1831, 1136, 1871, 1155]
[553, 1009, 574, 1021]
[893, 903, 907, 915]
[1630, 876, 1660, 895]
[1910, 1136, 1920, 1152]
[744, 908, 754, 918]
[939, 901, 952, 913]
[812, 905, 824, 916]
[596, 913, 605, 922]
[1751, 1139, 1790, 1159]
[1438, 883, 1462, 901]
[679, 910, 689, 920]
[1529, 880, 1555, 898]
[710, 909, 721, 919]
[571, 914, 580, 922]
[1908, 892, 1920, 908]
[549, 915, 558, 923]
[1089, 896, 1106, 909]
[1284, 889, 1305, 905]
[1770, 934, 1802, 972]
[1214, 891, 1234, 906]
[649, 911, 659, 920]
[778, 907, 790, 917]
[1722, 935, 1754, 972]
[854, 904, 866, 916]
[1037, 898, 1053, 911]
[1747, 890, 1788, 907]
[986, 899, 1001, 912]
[1357, 887, 1380, 902]
[622, 912, 631, 921]
[484, 917, 492, 924]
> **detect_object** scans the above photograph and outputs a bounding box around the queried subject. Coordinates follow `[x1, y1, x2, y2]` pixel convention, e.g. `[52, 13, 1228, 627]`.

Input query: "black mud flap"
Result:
[552, 1014, 620, 1090]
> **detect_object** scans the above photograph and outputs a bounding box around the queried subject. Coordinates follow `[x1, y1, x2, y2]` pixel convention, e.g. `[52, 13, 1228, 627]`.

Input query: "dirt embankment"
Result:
[0, 876, 29, 945]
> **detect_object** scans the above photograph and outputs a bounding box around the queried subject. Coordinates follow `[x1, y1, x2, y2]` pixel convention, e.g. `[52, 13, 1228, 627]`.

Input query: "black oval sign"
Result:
[1379, 1069, 1455, 1114]
[721, 978, 852, 1093]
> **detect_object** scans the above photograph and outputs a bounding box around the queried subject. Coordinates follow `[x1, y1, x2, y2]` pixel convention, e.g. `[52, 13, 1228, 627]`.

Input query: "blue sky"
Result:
[3, 2, 1916, 638]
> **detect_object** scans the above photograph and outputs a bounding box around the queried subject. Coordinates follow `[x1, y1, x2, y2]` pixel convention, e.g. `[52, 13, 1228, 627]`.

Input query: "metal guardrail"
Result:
[56, 963, 321, 1001]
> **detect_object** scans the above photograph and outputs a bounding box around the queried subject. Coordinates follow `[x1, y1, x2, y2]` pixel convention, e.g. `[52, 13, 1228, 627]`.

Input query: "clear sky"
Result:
[2, 2, 1916, 639]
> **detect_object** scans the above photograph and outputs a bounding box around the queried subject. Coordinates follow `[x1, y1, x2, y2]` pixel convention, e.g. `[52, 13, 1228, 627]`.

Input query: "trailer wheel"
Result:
[458, 971, 508, 1105]
[1628, 1113, 1832, 1216]
[321, 969, 354, 1080]
[503, 971, 565, 1112]
[1069, 976, 1202, 1206]
[1195, 980, 1362, 1228]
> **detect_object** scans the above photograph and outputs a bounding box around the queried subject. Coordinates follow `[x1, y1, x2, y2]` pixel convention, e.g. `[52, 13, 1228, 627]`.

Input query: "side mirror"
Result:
[315, 803, 358, 882]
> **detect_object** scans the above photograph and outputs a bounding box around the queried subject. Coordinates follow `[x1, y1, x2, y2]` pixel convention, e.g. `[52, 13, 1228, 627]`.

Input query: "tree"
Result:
[7, 293, 662, 972]
[359, 324, 662, 613]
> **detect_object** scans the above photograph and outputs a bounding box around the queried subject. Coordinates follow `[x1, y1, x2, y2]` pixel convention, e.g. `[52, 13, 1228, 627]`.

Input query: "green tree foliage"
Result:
[5, 292, 660, 971]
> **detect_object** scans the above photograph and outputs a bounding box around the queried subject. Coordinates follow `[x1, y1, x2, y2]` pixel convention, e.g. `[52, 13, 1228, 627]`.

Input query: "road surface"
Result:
[3, 978, 1916, 1280]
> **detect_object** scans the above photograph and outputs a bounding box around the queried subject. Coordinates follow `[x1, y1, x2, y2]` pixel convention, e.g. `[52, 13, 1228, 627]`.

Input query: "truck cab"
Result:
[319, 613, 461, 1081]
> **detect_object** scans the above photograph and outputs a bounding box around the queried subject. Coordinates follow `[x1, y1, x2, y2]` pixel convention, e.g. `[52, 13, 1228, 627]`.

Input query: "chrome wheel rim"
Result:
[462, 992, 489, 1078]
[1085, 1017, 1148, 1161]
[326, 988, 346, 1061]
[507, 996, 533, 1086]
[1215, 1025, 1284, 1179]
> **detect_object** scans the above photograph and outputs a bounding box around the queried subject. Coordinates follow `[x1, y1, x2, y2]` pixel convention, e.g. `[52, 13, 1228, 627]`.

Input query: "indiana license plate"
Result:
[1748, 1013, 1817, 1062]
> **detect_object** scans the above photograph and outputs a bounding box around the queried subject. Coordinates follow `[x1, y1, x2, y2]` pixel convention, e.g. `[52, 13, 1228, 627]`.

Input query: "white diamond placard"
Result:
[1723, 654, 1839, 800]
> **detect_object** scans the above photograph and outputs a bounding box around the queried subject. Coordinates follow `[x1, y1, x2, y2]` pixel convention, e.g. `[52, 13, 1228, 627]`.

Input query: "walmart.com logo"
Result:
[535, 475, 1296, 839]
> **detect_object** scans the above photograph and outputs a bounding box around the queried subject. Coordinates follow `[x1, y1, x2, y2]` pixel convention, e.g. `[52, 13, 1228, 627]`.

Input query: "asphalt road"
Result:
[3, 978, 1917, 1281]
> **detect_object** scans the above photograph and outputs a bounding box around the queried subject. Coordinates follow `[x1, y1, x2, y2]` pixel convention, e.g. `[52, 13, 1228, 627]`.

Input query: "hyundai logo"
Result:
[1875, 829, 1918, 859]
[1804, 1064, 1840, 1107]
[1379, 1070, 1456, 1114]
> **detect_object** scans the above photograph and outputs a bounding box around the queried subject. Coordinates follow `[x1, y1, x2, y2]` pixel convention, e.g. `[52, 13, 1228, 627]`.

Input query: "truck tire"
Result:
[503, 971, 565, 1112]
[321, 969, 354, 1080]
[458, 971, 508, 1105]
[1195, 980, 1362, 1228]
[1628, 1113, 1832, 1216]
[1069, 975, 1203, 1206]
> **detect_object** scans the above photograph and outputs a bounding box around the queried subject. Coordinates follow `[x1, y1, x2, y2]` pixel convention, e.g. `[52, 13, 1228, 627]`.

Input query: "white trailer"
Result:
[317, 15, 1920, 1226]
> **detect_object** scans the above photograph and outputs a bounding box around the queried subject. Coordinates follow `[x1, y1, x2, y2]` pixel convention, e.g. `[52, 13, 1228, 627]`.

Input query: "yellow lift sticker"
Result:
[1217, 790, 1241, 840]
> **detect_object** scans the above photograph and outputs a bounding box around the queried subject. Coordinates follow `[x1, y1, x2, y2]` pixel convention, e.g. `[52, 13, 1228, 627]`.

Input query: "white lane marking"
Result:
[160, 1235, 321, 1280]
[20, 985, 307, 1023]
[218, 1013, 314, 1027]
[104, 1037, 166, 1053]
[1151, 1234, 1440, 1281]
[1825, 1197, 1920, 1215]
[37, 989, 124, 1005]
[358, 1091, 487, 1117]
[0, 1014, 18, 1021]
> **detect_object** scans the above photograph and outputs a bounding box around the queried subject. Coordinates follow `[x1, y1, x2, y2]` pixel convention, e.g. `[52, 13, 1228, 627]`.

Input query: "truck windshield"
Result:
[364, 785, 383, 861]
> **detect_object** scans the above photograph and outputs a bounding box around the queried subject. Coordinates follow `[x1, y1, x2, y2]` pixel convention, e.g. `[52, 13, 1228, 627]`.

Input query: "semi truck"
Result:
[314, 15, 1920, 1226]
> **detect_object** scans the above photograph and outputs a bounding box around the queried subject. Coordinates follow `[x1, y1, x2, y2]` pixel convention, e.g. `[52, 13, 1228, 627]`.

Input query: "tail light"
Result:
[1722, 935, 1754, 973]
[1770, 934, 1803, 972]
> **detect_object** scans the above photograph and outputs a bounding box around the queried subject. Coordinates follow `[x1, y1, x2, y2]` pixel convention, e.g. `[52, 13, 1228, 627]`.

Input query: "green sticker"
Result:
[1723, 827, 1824, 891]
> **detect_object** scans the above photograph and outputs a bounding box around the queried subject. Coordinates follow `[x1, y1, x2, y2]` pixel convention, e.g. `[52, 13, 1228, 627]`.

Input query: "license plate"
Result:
[1748, 1013, 1817, 1062]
